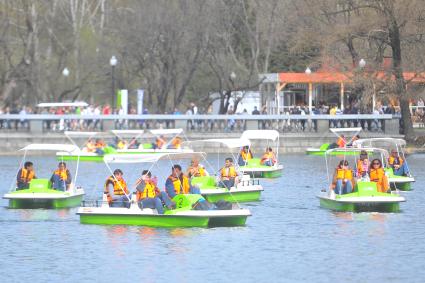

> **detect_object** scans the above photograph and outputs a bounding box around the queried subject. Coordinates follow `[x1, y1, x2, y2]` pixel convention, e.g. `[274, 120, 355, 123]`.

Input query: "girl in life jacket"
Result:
[356, 150, 370, 178]
[261, 147, 277, 166]
[331, 160, 354, 195]
[369, 159, 389, 193]
[17, 161, 36, 190]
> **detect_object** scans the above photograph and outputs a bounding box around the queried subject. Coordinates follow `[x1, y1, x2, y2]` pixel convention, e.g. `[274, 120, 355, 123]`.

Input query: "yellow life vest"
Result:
[220, 166, 237, 178]
[188, 165, 206, 177]
[388, 156, 403, 166]
[240, 150, 252, 161]
[168, 175, 190, 194]
[137, 181, 158, 200]
[105, 176, 128, 196]
[20, 168, 35, 183]
[54, 169, 69, 181]
[335, 168, 353, 180]
[117, 141, 126, 149]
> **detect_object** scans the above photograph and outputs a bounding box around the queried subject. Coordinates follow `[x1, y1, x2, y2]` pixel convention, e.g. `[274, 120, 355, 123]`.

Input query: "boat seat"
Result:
[319, 143, 330, 151]
[246, 158, 262, 167]
[191, 176, 217, 189]
[29, 179, 52, 191]
[172, 194, 204, 209]
[355, 181, 378, 195]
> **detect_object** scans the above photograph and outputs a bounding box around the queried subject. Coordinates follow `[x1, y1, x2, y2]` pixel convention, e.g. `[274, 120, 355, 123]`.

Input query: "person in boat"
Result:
[356, 150, 370, 178]
[347, 135, 360, 147]
[187, 158, 209, 178]
[168, 136, 182, 149]
[127, 137, 140, 149]
[95, 138, 106, 155]
[330, 160, 354, 195]
[260, 147, 277, 166]
[50, 162, 72, 191]
[104, 169, 130, 207]
[388, 149, 410, 176]
[135, 170, 174, 214]
[153, 135, 166, 149]
[165, 164, 201, 198]
[238, 146, 253, 166]
[218, 157, 239, 189]
[17, 161, 36, 190]
[328, 134, 346, 149]
[369, 159, 389, 193]
[83, 139, 97, 152]
[117, 139, 127, 149]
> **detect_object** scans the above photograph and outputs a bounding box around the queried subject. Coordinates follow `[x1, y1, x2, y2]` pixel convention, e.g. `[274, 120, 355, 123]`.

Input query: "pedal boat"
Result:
[191, 175, 263, 203]
[354, 138, 415, 191]
[3, 144, 85, 209]
[56, 131, 107, 162]
[306, 127, 363, 156]
[237, 130, 283, 178]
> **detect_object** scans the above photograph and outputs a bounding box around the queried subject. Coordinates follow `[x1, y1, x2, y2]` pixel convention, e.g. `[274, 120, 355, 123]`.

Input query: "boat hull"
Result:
[7, 194, 83, 209]
[202, 190, 261, 203]
[319, 197, 400, 213]
[57, 155, 104, 162]
[208, 215, 248, 227]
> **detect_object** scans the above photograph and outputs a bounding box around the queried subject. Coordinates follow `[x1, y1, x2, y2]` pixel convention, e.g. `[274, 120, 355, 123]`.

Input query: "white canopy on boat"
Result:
[37, 102, 88, 108]
[325, 147, 388, 156]
[353, 138, 406, 148]
[190, 138, 251, 149]
[64, 131, 100, 137]
[329, 127, 362, 139]
[241, 130, 279, 142]
[104, 152, 206, 164]
[20, 144, 79, 153]
[111, 130, 145, 136]
[150, 128, 183, 135]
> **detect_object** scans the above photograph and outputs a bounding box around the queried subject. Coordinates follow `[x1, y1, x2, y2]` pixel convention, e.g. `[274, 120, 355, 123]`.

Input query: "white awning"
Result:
[64, 131, 100, 137]
[104, 152, 206, 164]
[20, 144, 80, 153]
[353, 138, 406, 148]
[37, 102, 88, 107]
[241, 130, 279, 141]
[325, 147, 387, 156]
[329, 127, 362, 133]
[111, 130, 145, 136]
[190, 138, 251, 148]
[150, 128, 183, 135]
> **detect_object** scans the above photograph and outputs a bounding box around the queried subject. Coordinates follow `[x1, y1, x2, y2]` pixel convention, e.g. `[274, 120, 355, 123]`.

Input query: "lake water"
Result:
[1, 154, 424, 283]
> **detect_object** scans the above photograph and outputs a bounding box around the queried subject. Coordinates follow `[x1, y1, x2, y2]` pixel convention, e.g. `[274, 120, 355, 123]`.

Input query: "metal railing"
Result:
[0, 114, 396, 133]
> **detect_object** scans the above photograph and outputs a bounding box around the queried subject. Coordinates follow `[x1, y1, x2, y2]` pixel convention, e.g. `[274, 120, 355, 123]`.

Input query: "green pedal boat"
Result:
[77, 193, 251, 227]
[191, 175, 263, 203]
[306, 127, 363, 156]
[318, 181, 405, 213]
[3, 144, 85, 209]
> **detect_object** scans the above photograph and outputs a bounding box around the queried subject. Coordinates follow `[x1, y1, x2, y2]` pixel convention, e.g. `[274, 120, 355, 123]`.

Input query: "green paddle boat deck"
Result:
[191, 176, 263, 203]
[3, 179, 84, 209]
[77, 194, 250, 227]
[318, 181, 405, 213]
[238, 158, 283, 178]
[306, 144, 365, 156]
[385, 168, 415, 191]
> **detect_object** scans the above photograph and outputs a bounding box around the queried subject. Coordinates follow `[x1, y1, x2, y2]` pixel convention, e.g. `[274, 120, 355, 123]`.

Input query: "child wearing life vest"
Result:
[388, 149, 410, 176]
[260, 147, 277, 166]
[331, 160, 354, 195]
[238, 146, 253, 166]
[17, 161, 36, 190]
[369, 159, 389, 193]
[135, 170, 174, 214]
[50, 162, 72, 191]
[356, 150, 370, 178]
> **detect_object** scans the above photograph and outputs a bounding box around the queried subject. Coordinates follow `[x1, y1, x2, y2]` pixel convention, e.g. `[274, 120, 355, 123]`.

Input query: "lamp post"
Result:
[305, 67, 313, 113]
[110, 56, 118, 108]
[62, 68, 69, 102]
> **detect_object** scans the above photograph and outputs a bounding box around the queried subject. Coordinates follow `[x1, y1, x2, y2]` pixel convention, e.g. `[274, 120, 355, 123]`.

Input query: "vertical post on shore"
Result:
[372, 83, 376, 112]
[340, 82, 344, 110]
[308, 82, 313, 113]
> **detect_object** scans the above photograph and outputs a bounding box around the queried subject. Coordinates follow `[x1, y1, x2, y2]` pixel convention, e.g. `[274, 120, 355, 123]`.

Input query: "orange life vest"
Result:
[337, 137, 346, 148]
[156, 138, 165, 149]
[105, 176, 129, 196]
[167, 175, 190, 194]
[240, 150, 252, 161]
[136, 180, 159, 200]
[171, 137, 182, 149]
[261, 152, 276, 164]
[388, 156, 403, 167]
[19, 168, 35, 183]
[96, 141, 105, 148]
[220, 166, 237, 179]
[54, 169, 69, 181]
[335, 168, 353, 180]
[369, 168, 389, 192]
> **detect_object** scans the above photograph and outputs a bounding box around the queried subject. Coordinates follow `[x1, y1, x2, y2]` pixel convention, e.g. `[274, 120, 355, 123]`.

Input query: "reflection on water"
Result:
[1, 154, 425, 282]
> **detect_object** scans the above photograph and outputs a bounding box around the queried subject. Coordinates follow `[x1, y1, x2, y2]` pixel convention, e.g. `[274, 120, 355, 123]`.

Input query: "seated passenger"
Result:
[347, 135, 360, 147]
[168, 136, 182, 149]
[165, 164, 201, 198]
[356, 150, 370, 178]
[369, 159, 389, 193]
[135, 170, 174, 214]
[117, 139, 127, 149]
[238, 146, 253, 166]
[218, 157, 239, 189]
[153, 135, 166, 149]
[50, 162, 72, 191]
[104, 169, 129, 207]
[127, 137, 140, 149]
[337, 135, 346, 148]
[388, 149, 410, 176]
[83, 139, 96, 152]
[330, 160, 354, 195]
[95, 138, 105, 155]
[17, 161, 36, 190]
[187, 159, 209, 178]
[260, 147, 277, 166]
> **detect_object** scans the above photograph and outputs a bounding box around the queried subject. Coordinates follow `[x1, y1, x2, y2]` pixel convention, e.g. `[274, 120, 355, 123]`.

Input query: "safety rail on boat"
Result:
[239, 178, 260, 186]
[0, 114, 399, 134]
